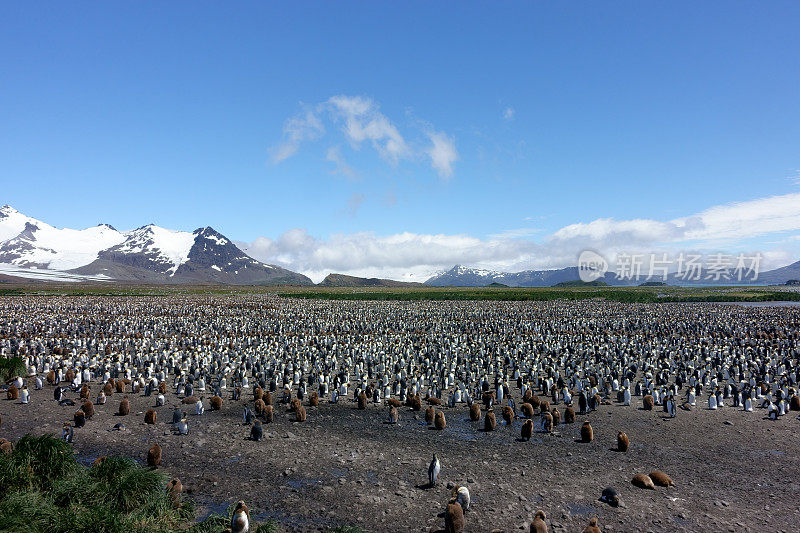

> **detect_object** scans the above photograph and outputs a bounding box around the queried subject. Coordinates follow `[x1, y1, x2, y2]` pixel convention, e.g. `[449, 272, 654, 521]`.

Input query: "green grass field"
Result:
[1, 282, 798, 303]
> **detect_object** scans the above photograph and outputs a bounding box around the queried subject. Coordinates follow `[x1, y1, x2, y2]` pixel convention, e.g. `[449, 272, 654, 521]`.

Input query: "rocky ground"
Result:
[1, 381, 798, 532]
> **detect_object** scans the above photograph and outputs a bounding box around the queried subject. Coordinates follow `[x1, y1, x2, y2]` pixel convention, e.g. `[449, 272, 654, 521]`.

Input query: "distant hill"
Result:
[484, 282, 509, 288]
[426, 261, 800, 287]
[425, 264, 627, 287]
[553, 280, 608, 287]
[318, 273, 424, 288]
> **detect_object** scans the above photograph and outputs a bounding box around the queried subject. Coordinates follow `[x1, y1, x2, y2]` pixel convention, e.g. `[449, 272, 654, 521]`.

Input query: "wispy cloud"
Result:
[425, 131, 458, 179]
[489, 227, 543, 239]
[326, 146, 357, 180]
[503, 106, 515, 120]
[269, 95, 458, 178]
[269, 107, 324, 163]
[345, 193, 365, 216]
[328, 95, 410, 163]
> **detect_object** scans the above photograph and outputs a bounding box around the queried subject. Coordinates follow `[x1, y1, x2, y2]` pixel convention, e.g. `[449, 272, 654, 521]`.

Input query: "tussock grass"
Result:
[0, 434, 225, 532]
[0, 355, 28, 382]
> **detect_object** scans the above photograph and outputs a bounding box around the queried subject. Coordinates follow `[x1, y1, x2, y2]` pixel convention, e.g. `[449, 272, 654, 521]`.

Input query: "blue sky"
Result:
[2, 2, 800, 281]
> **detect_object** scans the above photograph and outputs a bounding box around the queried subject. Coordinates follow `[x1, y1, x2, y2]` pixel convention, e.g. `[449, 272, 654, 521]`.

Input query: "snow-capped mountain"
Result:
[0, 205, 311, 285]
[425, 264, 620, 287]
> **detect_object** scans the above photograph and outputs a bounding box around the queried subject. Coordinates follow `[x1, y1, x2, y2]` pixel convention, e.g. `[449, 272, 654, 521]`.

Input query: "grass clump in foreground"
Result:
[0, 434, 195, 532]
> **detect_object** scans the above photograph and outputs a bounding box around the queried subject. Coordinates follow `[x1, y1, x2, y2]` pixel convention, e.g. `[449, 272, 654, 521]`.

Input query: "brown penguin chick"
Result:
[386, 398, 402, 408]
[521, 419, 533, 441]
[146, 443, 162, 468]
[484, 410, 497, 431]
[80, 384, 91, 399]
[445, 498, 465, 533]
[502, 405, 515, 425]
[541, 412, 553, 433]
[231, 500, 250, 533]
[263, 391, 272, 405]
[289, 398, 301, 412]
[64, 369, 75, 383]
[649, 471, 674, 487]
[358, 391, 368, 410]
[643, 395, 654, 410]
[92, 456, 107, 467]
[115, 380, 125, 393]
[564, 406, 576, 423]
[406, 392, 415, 407]
[539, 400, 550, 414]
[158, 382, 167, 395]
[529, 395, 541, 410]
[425, 406, 436, 424]
[388, 405, 399, 423]
[166, 477, 183, 508]
[680, 402, 692, 411]
[412, 395, 422, 411]
[263, 404, 274, 422]
[426, 395, 442, 406]
[434, 410, 447, 430]
[73, 409, 86, 428]
[81, 400, 95, 419]
[209, 396, 223, 410]
[550, 407, 561, 425]
[530, 510, 548, 533]
[581, 421, 593, 443]
[47, 370, 57, 385]
[7, 385, 18, 400]
[144, 408, 157, 424]
[0, 438, 12, 454]
[617, 431, 629, 452]
[118, 396, 131, 416]
[103, 382, 114, 396]
[254, 398, 267, 415]
[521, 402, 535, 419]
[582, 517, 601, 533]
[295, 404, 307, 422]
[181, 395, 199, 404]
[593, 394, 604, 407]
[523, 389, 533, 403]
[470, 402, 481, 421]
[253, 387, 264, 402]
[789, 395, 800, 411]
[309, 392, 319, 407]
[631, 473, 655, 490]
[482, 391, 496, 407]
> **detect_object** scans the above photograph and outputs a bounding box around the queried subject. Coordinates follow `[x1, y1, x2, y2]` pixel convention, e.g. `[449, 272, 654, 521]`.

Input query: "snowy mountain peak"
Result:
[0, 205, 19, 217]
[0, 206, 312, 285]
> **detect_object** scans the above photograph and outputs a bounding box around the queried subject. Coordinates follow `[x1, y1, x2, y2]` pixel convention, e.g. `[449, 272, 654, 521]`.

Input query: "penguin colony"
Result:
[0, 295, 799, 531]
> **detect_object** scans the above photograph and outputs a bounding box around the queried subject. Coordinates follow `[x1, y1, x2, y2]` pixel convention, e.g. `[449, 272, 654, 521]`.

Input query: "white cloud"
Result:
[328, 95, 410, 163]
[270, 107, 324, 163]
[325, 146, 357, 180]
[425, 131, 458, 179]
[242, 191, 800, 282]
[503, 107, 515, 120]
[345, 193, 365, 216]
[269, 95, 457, 178]
[680, 192, 800, 241]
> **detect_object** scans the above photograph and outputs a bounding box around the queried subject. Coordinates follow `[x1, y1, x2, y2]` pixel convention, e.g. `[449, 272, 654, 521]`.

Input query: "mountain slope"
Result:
[425, 264, 609, 287]
[318, 273, 424, 288]
[426, 262, 800, 287]
[0, 205, 311, 285]
[0, 206, 125, 269]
